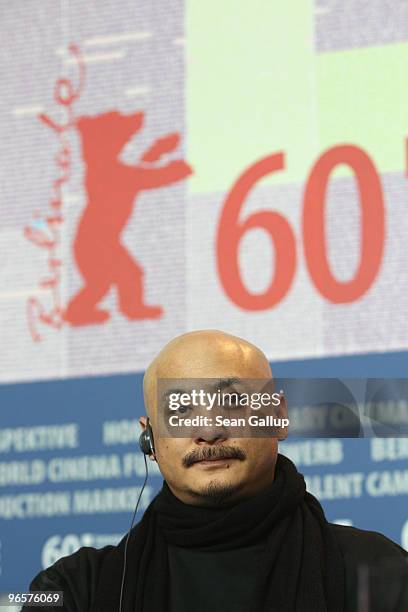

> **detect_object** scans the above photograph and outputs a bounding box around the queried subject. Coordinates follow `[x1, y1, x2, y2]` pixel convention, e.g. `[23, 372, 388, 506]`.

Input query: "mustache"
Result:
[183, 445, 246, 467]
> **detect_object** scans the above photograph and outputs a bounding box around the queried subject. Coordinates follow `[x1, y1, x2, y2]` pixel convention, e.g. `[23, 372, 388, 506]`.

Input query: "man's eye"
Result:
[168, 405, 192, 415]
[224, 395, 242, 408]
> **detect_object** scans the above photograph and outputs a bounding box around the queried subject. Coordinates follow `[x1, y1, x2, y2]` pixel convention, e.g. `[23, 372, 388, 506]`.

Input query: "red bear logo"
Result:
[64, 110, 192, 326]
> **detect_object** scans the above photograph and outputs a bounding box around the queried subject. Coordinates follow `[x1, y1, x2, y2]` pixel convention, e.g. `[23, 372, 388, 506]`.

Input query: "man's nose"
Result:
[193, 421, 229, 444]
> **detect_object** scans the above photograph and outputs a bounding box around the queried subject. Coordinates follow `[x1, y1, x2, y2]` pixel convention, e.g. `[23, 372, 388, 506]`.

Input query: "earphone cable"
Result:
[119, 452, 149, 612]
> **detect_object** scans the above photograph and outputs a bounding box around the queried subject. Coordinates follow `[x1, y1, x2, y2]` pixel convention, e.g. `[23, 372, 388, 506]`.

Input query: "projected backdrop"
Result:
[1, 0, 407, 593]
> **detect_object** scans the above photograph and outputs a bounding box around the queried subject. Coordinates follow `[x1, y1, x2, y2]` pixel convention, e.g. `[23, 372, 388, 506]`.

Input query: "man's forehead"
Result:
[143, 331, 272, 411]
[155, 335, 267, 373]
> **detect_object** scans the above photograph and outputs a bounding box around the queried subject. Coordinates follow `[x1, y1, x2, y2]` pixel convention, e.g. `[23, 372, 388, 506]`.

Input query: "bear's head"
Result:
[76, 110, 144, 160]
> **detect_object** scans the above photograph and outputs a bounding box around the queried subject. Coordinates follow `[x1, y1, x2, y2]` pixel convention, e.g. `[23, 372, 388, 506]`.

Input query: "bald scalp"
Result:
[142, 329, 272, 419]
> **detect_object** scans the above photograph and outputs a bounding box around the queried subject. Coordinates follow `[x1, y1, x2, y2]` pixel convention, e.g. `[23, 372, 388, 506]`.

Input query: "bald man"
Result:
[25, 330, 408, 612]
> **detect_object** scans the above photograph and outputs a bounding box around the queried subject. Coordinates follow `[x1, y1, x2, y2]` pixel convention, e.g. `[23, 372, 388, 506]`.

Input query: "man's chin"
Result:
[185, 478, 245, 507]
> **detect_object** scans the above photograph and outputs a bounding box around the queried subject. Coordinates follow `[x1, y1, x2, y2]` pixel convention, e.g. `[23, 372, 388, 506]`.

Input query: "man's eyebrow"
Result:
[214, 377, 246, 391]
[161, 378, 246, 397]
[162, 388, 185, 399]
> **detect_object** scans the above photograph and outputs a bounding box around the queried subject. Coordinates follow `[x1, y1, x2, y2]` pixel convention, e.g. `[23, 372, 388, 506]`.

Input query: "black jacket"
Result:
[25, 524, 408, 612]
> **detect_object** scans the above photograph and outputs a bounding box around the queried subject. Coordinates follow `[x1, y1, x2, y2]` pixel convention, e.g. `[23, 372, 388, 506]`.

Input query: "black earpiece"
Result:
[139, 417, 156, 457]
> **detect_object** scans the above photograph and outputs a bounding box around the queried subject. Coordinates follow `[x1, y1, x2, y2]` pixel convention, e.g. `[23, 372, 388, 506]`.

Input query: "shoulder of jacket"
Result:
[27, 542, 122, 612]
[31, 542, 121, 587]
[328, 523, 408, 563]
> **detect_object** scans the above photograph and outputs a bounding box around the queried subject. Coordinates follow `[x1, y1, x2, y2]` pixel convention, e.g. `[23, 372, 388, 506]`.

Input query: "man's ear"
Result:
[139, 415, 148, 431]
[277, 393, 289, 441]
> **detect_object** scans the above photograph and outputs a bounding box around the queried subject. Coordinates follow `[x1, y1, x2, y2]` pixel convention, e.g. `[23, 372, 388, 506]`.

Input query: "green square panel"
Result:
[186, 0, 318, 193]
[316, 43, 408, 177]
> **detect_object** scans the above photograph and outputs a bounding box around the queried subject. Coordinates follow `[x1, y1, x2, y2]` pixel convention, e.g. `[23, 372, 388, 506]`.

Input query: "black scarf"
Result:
[93, 454, 345, 612]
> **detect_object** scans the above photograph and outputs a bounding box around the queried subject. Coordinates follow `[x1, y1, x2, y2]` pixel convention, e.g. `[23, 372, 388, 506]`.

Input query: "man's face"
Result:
[154, 428, 280, 506]
[141, 333, 286, 506]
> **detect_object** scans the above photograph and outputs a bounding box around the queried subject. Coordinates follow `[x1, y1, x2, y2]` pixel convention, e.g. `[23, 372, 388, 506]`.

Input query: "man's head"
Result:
[140, 330, 287, 507]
